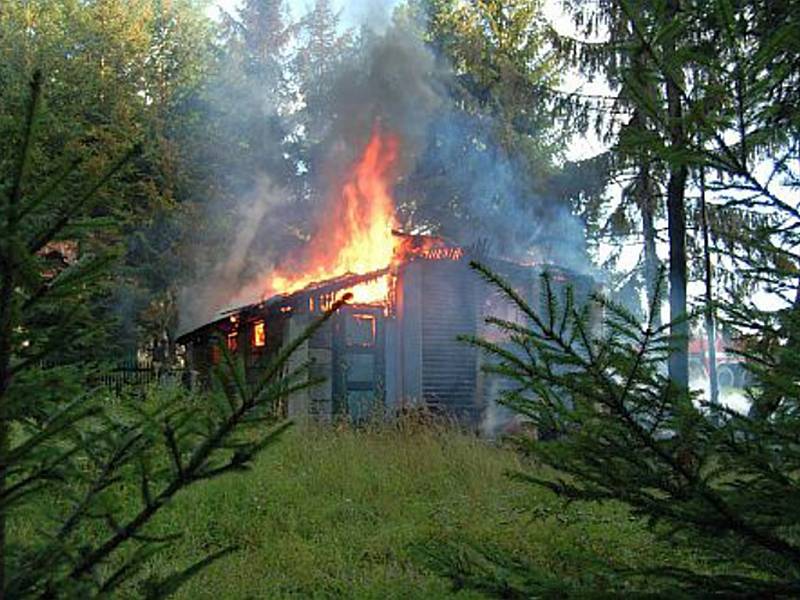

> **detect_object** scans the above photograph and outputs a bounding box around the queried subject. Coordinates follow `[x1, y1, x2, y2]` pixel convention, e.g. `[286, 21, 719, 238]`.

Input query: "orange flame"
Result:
[266, 124, 400, 305]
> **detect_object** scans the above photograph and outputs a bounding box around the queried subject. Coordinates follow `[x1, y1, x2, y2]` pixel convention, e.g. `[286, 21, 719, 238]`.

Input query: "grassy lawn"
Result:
[11, 420, 701, 598]
[134, 424, 698, 598]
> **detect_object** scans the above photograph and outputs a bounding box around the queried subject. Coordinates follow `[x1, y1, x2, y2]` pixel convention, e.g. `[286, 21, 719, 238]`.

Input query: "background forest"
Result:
[1, 0, 799, 597]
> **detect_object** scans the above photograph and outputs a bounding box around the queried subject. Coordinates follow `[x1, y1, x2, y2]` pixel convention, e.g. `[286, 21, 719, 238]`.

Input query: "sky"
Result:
[210, 0, 399, 29]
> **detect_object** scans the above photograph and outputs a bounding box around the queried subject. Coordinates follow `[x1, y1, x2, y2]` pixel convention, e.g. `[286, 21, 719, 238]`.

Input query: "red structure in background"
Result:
[688, 336, 749, 388]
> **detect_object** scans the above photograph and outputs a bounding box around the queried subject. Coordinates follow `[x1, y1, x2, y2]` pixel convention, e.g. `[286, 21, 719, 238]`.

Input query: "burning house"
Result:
[177, 126, 598, 428]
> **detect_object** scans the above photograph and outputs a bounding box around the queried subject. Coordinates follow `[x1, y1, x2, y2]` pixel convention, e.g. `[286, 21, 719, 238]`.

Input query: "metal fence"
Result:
[91, 359, 186, 393]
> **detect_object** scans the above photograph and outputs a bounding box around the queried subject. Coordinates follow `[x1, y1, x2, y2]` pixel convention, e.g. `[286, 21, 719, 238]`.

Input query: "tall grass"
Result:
[92, 421, 693, 598]
[9, 390, 704, 598]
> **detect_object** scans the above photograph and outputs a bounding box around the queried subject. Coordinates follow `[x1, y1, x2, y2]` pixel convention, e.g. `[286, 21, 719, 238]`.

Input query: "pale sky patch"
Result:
[209, 0, 400, 28]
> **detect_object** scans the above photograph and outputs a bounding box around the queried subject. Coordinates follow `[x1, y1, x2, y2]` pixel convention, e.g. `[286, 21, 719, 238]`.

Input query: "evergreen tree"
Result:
[431, 1, 800, 593]
[178, 0, 303, 319]
[291, 0, 353, 197]
[554, 0, 695, 387]
[437, 262, 800, 596]
[0, 73, 339, 597]
[218, 0, 296, 188]
[0, 0, 217, 359]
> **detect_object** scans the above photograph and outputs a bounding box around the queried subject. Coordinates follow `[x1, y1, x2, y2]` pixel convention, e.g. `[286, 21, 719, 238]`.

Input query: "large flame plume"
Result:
[266, 124, 401, 304]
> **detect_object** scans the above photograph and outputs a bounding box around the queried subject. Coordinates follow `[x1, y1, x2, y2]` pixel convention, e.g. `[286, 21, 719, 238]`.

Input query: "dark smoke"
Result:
[317, 25, 444, 187]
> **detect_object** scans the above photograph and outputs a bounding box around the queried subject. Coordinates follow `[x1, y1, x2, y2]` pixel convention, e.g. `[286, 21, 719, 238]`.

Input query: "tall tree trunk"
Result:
[699, 163, 720, 406]
[665, 0, 689, 391]
[629, 45, 662, 329]
[639, 166, 662, 330]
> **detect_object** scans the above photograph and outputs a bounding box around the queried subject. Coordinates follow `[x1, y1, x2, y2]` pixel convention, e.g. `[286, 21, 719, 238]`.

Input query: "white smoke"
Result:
[690, 372, 751, 415]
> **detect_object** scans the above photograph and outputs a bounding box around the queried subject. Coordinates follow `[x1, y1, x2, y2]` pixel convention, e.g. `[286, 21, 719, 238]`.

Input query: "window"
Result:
[252, 320, 266, 348]
[227, 331, 238, 352]
[347, 314, 376, 347]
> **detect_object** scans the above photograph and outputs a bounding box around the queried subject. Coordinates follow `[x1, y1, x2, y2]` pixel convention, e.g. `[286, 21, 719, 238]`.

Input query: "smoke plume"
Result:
[178, 8, 590, 332]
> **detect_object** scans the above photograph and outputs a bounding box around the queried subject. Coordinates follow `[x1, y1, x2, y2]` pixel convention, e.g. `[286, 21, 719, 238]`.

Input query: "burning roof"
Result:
[177, 119, 586, 345]
[176, 230, 466, 343]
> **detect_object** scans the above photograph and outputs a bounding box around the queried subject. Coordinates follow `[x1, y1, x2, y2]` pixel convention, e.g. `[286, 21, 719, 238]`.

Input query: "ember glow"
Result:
[252, 320, 266, 347]
[266, 123, 401, 305]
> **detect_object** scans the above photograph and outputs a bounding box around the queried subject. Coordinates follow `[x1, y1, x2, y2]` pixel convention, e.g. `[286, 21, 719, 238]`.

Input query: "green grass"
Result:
[100, 423, 697, 598]
[9, 412, 705, 598]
